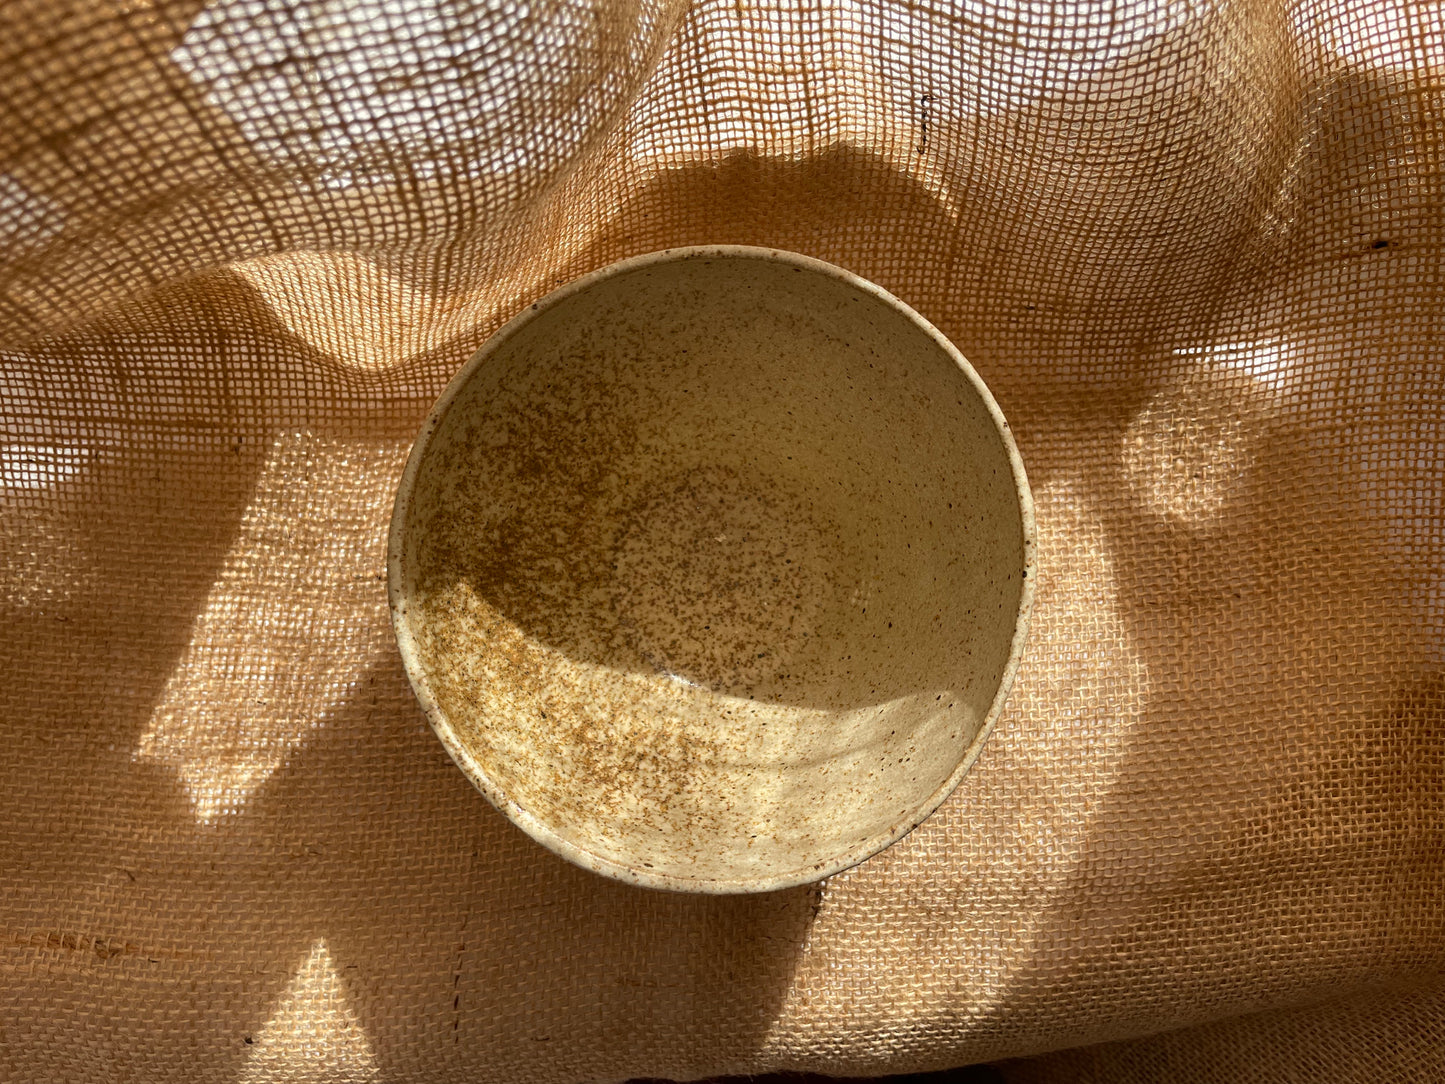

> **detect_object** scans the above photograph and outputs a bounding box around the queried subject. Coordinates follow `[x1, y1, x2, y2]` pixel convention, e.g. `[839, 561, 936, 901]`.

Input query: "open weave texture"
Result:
[999, 975, 1445, 1082]
[1, 0, 1442, 1080]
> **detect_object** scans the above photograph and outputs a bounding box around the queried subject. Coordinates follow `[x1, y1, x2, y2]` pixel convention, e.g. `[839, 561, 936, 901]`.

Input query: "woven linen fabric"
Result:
[2, 0, 1442, 1080]
[999, 975, 1445, 1081]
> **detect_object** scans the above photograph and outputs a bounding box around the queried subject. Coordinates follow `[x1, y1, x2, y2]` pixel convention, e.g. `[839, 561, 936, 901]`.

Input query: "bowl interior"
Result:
[393, 250, 1030, 890]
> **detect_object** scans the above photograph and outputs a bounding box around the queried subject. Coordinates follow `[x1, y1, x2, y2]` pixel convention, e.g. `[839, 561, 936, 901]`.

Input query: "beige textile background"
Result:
[1, 0, 1442, 1080]
[998, 975, 1445, 1081]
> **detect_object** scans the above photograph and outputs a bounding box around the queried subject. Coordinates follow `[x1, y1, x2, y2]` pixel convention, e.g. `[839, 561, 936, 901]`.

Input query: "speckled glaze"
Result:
[389, 247, 1035, 893]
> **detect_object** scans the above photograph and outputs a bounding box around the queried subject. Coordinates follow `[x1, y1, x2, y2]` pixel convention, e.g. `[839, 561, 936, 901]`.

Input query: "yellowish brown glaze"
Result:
[390, 247, 1034, 892]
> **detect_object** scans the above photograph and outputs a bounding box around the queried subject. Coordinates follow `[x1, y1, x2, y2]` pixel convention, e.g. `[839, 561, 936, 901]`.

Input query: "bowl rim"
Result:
[388, 244, 1037, 894]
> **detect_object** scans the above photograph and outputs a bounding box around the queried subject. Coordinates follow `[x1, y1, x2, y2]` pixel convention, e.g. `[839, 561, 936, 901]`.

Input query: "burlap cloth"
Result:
[2, 0, 1441, 1079]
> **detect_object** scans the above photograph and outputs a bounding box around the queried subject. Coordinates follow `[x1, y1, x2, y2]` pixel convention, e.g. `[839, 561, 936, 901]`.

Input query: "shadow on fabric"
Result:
[0, 270, 817, 1083]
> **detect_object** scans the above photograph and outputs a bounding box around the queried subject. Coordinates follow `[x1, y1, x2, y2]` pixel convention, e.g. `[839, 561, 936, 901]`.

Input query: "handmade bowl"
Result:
[389, 246, 1034, 892]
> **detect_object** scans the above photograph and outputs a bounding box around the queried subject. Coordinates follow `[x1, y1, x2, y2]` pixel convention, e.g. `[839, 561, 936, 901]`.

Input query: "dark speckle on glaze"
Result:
[613, 464, 842, 699]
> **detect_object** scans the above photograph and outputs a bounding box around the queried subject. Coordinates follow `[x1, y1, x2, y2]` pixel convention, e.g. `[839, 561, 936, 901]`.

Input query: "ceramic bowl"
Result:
[389, 246, 1035, 893]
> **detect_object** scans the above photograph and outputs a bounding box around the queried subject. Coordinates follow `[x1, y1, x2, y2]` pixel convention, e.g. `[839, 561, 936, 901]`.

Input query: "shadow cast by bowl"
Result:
[932, 55, 1445, 1045]
[251, 650, 822, 1083]
[0, 266, 822, 1081]
[965, 382, 1442, 1060]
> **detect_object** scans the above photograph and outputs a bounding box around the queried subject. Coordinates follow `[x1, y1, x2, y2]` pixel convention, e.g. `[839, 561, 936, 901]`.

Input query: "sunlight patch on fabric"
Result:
[136, 431, 404, 822]
[171, 0, 673, 191]
[1295, 0, 1445, 74]
[0, 175, 62, 251]
[1124, 364, 1279, 531]
[240, 939, 381, 1084]
[0, 444, 93, 491]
